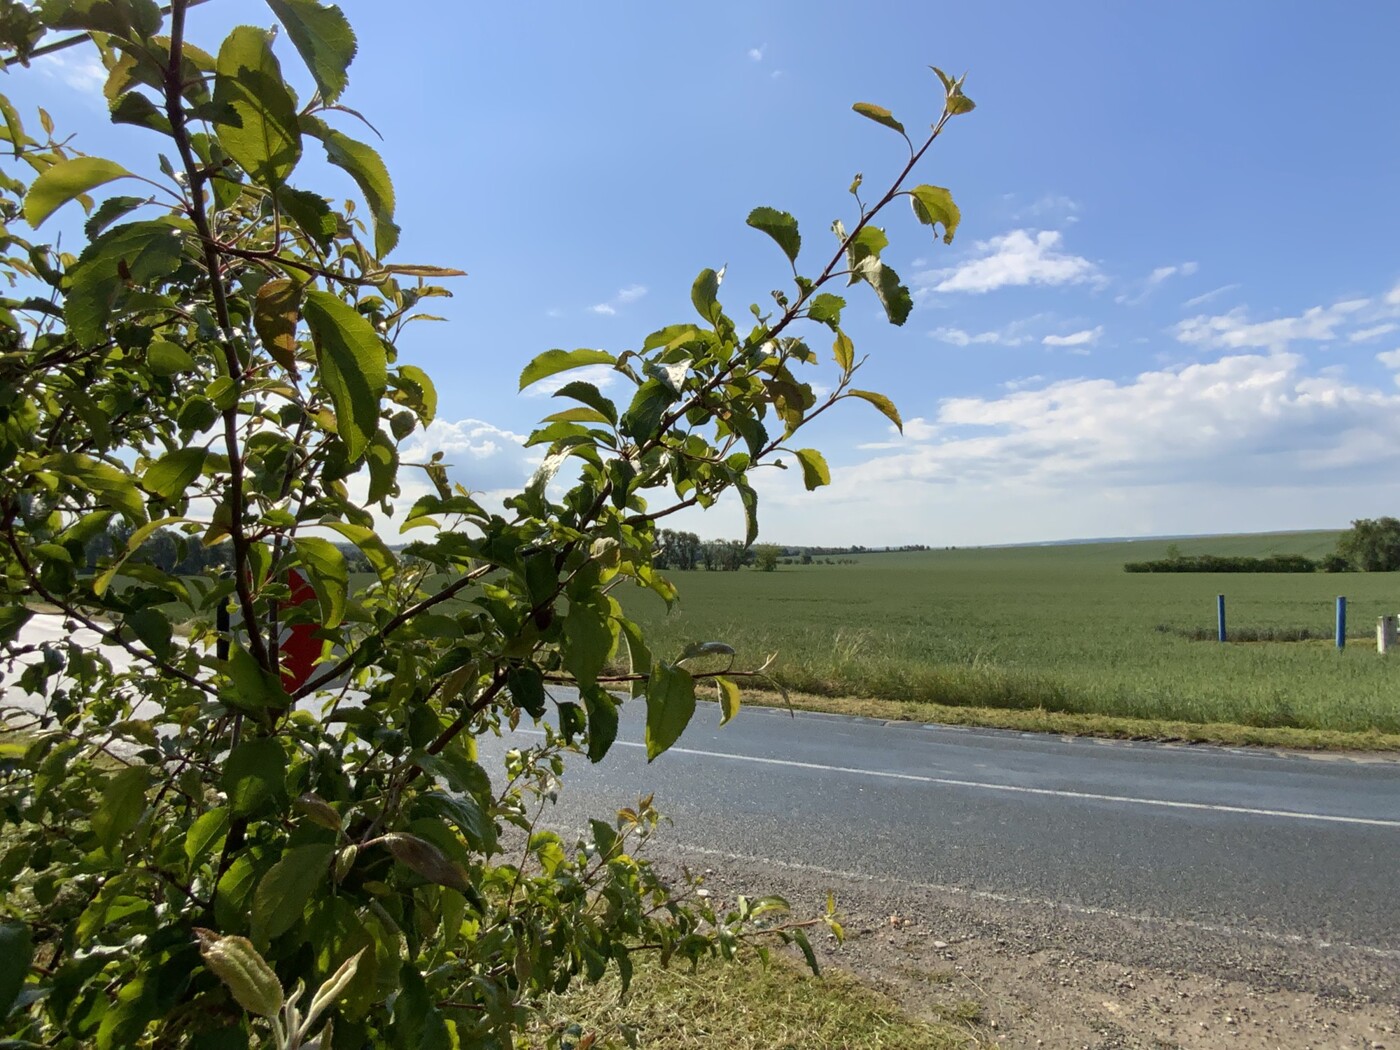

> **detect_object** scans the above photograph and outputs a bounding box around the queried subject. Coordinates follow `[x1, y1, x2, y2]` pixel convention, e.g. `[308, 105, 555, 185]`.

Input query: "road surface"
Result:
[479, 698, 1400, 960]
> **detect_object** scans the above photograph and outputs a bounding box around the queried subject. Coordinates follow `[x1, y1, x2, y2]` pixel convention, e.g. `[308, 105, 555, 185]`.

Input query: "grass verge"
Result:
[735, 689, 1400, 753]
[527, 954, 979, 1050]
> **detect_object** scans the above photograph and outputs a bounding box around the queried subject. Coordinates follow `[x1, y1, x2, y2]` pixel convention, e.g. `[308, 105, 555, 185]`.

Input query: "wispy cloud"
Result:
[917, 230, 1101, 295]
[1350, 323, 1399, 343]
[1175, 299, 1369, 352]
[36, 48, 106, 94]
[1116, 261, 1198, 305]
[1182, 283, 1241, 309]
[1042, 326, 1103, 348]
[747, 44, 766, 61]
[588, 283, 647, 316]
[1005, 193, 1081, 223]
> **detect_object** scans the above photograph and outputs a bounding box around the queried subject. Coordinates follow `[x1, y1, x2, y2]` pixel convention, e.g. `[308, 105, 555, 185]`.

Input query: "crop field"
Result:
[620, 531, 1400, 736]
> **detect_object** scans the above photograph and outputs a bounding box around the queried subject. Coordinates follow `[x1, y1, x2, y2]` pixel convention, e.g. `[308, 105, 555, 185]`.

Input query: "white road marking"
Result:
[516, 730, 1400, 829]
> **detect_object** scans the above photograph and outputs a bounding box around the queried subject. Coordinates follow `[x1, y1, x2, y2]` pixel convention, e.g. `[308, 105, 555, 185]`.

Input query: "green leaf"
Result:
[184, 807, 230, 865]
[253, 843, 334, 943]
[39, 451, 146, 520]
[213, 26, 302, 188]
[38, 0, 161, 37]
[562, 598, 612, 688]
[421, 791, 494, 852]
[793, 448, 830, 491]
[506, 664, 546, 718]
[24, 157, 133, 228]
[864, 260, 912, 326]
[92, 766, 151, 853]
[847, 389, 903, 433]
[691, 267, 723, 326]
[715, 676, 741, 726]
[293, 535, 347, 628]
[518, 347, 615, 391]
[253, 277, 302, 370]
[737, 480, 759, 547]
[0, 606, 34, 644]
[141, 448, 205, 501]
[746, 206, 801, 266]
[908, 184, 961, 245]
[644, 662, 696, 761]
[92, 516, 182, 595]
[852, 102, 905, 135]
[581, 684, 618, 763]
[125, 607, 172, 659]
[147, 339, 196, 376]
[391, 363, 438, 424]
[832, 328, 854, 372]
[619, 379, 678, 443]
[807, 293, 845, 327]
[222, 737, 288, 817]
[85, 194, 145, 238]
[266, 0, 357, 104]
[0, 920, 33, 1017]
[322, 521, 396, 581]
[65, 220, 183, 348]
[275, 185, 337, 248]
[302, 116, 398, 256]
[302, 289, 388, 461]
[552, 380, 617, 424]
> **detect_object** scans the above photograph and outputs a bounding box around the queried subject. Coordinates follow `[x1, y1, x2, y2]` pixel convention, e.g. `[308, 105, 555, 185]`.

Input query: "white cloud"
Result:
[1182, 283, 1241, 309]
[1352, 323, 1400, 343]
[36, 49, 106, 93]
[1175, 299, 1369, 352]
[1007, 194, 1081, 222]
[1116, 262, 1199, 305]
[1386, 280, 1400, 307]
[521, 363, 618, 397]
[918, 230, 1101, 295]
[588, 284, 647, 316]
[1377, 349, 1400, 370]
[747, 44, 765, 61]
[1042, 326, 1102, 348]
[930, 326, 1009, 347]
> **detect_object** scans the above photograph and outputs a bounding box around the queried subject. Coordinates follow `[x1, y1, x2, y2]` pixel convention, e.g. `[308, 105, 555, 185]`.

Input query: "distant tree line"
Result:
[1124, 554, 1319, 574]
[1125, 518, 1400, 574]
[84, 524, 374, 577]
[651, 529, 929, 572]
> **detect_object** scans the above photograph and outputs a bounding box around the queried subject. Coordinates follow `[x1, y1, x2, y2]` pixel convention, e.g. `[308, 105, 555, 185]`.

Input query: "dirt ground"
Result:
[671, 845, 1399, 1050]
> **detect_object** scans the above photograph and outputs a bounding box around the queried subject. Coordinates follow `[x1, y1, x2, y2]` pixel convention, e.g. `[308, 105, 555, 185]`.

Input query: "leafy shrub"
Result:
[0, 3, 974, 1046]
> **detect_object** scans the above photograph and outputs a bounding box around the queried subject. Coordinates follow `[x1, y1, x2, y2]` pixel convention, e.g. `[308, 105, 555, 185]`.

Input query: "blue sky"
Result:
[16, 1, 1400, 545]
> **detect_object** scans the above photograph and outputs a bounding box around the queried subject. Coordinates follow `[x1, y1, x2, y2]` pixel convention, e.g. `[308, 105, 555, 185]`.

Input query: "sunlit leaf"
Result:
[213, 26, 302, 188]
[24, 156, 133, 228]
[852, 101, 905, 135]
[746, 206, 801, 266]
[267, 0, 357, 104]
[302, 289, 388, 461]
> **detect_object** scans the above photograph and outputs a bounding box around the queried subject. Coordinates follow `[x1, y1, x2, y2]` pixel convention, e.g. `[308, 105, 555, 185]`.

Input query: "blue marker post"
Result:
[1217, 594, 1226, 643]
[1336, 596, 1347, 650]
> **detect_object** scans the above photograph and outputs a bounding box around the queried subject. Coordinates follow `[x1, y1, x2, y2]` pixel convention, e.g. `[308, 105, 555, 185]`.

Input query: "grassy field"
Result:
[622, 530, 1400, 739]
[527, 954, 979, 1049]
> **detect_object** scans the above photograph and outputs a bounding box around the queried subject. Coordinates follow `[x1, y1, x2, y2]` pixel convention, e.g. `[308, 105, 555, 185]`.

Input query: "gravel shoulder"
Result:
[664, 842, 1399, 1050]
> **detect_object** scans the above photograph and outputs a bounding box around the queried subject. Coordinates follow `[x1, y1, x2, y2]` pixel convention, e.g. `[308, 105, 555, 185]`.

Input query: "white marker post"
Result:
[1380, 615, 1397, 654]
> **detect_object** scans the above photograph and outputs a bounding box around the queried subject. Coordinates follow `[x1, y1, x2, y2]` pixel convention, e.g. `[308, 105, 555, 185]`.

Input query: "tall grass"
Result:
[621, 531, 1400, 735]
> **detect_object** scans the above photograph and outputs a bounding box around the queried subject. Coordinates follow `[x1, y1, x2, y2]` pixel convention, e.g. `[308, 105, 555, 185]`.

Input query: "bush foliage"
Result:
[0, 2, 973, 1046]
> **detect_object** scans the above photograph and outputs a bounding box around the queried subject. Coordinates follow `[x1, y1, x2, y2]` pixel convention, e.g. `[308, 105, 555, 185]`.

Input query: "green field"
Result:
[622, 531, 1400, 737]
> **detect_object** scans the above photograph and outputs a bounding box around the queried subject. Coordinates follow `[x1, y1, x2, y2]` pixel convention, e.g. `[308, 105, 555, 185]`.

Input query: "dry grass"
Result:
[526, 954, 981, 1050]
[733, 689, 1400, 752]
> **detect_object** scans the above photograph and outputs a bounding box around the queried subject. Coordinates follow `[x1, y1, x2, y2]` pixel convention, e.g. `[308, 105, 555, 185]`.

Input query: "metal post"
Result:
[1217, 594, 1226, 643]
[1378, 615, 1396, 654]
[1336, 596, 1347, 650]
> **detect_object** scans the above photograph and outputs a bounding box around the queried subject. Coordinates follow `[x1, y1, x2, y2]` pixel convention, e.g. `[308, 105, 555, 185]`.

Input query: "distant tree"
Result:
[1335, 517, 1400, 571]
[800, 551, 813, 565]
[754, 544, 781, 571]
[1165, 542, 1182, 561]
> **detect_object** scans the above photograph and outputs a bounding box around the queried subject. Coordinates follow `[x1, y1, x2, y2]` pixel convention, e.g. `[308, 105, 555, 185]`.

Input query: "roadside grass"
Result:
[526, 954, 979, 1049]
[625, 531, 1400, 744]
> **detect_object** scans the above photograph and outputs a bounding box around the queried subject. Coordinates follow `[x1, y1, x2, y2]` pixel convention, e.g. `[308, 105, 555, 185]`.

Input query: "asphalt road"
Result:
[9, 615, 1399, 960]
[479, 699, 1400, 959]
